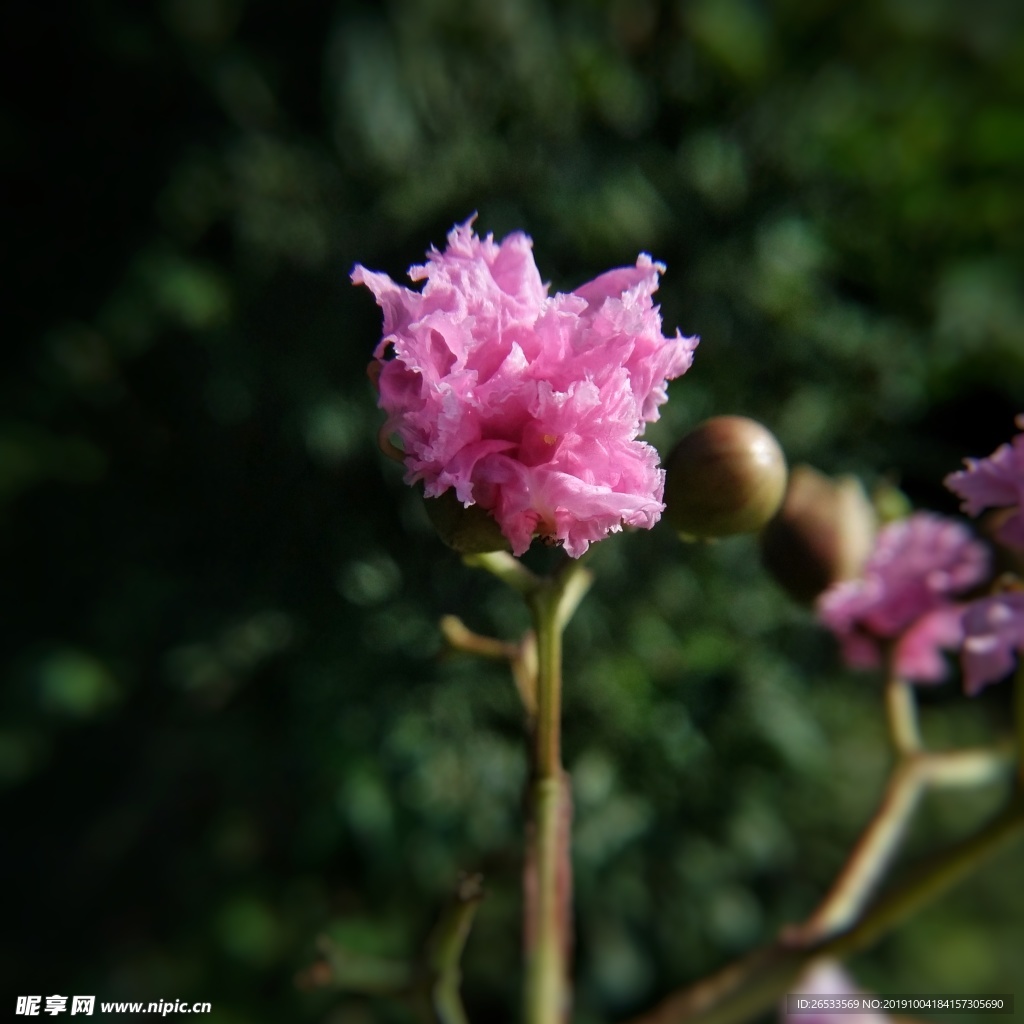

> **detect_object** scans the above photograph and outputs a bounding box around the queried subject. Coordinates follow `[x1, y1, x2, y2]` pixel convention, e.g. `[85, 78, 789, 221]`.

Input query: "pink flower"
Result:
[353, 218, 698, 557]
[817, 512, 990, 682]
[960, 591, 1024, 694]
[782, 961, 888, 1024]
[945, 414, 1024, 550]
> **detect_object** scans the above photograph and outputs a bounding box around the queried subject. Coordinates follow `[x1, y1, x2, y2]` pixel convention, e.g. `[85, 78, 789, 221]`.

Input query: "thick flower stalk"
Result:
[353, 218, 698, 557]
[817, 512, 990, 683]
[945, 414, 1024, 550]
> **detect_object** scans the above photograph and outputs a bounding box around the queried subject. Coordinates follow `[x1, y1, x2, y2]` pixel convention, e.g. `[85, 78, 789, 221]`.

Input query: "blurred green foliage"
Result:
[2, 1, 1023, 1021]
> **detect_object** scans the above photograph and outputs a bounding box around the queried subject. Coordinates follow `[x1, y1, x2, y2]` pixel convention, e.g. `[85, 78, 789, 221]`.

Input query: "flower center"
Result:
[517, 421, 563, 467]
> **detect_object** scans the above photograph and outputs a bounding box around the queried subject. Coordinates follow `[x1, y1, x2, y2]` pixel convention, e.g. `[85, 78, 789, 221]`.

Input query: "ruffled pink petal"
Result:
[945, 415, 1024, 551]
[999, 513, 1024, 550]
[354, 219, 697, 557]
[574, 254, 698, 426]
[573, 259, 660, 309]
[352, 266, 423, 341]
[816, 512, 990, 683]
[960, 592, 1024, 694]
[893, 604, 966, 683]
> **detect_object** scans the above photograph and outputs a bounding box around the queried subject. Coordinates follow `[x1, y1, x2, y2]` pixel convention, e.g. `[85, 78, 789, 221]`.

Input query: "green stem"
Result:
[522, 560, 592, 1024]
[831, 798, 1024, 954]
[532, 586, 564, 779]
[919, 744, 1016, 788]
[884, 676, 922, 755]
[785, 664, 925, 946]
[787, 759, 925, 944]
[463, 550, 540, 594]
[786, 742, 1015, 946]
[462, 553, 591, 1024]
[524, 774, 571, 1024]
[524, 582, 570, 1024]
[428, 874, 485, 1024]
[437, 560, 574, 1021]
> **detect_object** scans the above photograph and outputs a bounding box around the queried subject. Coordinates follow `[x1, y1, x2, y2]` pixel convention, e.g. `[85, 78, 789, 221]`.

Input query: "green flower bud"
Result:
[423, 489, 511, 555]
[759, 464, 876, 604]
[663, 416, 788, 539]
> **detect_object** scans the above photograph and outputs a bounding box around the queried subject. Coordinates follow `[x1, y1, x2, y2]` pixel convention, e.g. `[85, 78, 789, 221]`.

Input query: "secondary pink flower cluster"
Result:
[817, 513, 990, 683]
[818, 416, 1024, 693]
[945, 415, 1024, 692]
[353, 219, 698, 557]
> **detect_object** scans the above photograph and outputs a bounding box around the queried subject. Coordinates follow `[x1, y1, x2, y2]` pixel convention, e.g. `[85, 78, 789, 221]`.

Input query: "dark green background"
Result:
[2, 1, 1022, 1021]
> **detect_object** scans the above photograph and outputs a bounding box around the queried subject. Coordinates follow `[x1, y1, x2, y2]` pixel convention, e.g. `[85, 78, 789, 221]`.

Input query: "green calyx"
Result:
[423, 489, 511, 555]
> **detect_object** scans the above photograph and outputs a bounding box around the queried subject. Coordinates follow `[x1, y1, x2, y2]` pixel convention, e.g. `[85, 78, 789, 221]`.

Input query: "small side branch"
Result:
[622, 799, 1024, 1024]
[428, 873, 486, 1024]
[297, 874, 486, 1024]
[783, 759, 925, 945]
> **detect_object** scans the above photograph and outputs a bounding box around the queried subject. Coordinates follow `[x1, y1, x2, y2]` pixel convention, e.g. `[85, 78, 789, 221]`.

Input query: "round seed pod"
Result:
[759, 464, 876, 604]
[663, 415, 788, 539]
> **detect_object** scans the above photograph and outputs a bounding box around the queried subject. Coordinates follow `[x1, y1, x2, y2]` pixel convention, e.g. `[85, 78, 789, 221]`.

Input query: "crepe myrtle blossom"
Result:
[783, 960, 889, 1024]
[960, 591, 1024, 694]
[945, 414, 1024, 551]
[817, 512, 990, 683]
[353, 218, 698, 557]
